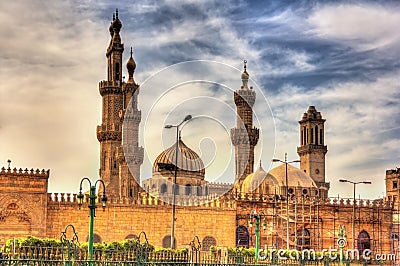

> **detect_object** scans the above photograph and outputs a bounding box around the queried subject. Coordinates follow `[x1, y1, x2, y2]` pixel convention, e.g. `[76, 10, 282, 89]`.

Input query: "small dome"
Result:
[153, 139, 205, 179]
[241, 165, 278, 193]
[112, 18, 122, 32]
[269, 164, 317, 188]
[126, 47, 136, 77]
[109, 22, 114, 36]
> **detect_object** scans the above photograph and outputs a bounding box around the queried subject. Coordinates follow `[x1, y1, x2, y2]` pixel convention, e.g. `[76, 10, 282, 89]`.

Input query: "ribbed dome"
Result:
[153, 139, 205, 179]
[241, 165, 278, 193]
[269, 164, 317, 188]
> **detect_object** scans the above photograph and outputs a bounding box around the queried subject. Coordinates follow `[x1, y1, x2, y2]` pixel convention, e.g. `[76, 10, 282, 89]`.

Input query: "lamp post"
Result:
[249, 209, 266, 262]
[77, 178, 107, 261]
[339, 179, 371, 249]
[272, 153, 300, 250]
[165, 114, 192, 249]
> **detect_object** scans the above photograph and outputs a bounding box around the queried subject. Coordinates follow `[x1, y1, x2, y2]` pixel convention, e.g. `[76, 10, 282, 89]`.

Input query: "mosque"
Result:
[0, 10, 398, 259]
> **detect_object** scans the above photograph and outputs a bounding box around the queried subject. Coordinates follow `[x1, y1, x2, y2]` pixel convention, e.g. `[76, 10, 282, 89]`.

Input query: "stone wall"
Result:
[46, 193, 236, 249]
[0, 167, 49, 243]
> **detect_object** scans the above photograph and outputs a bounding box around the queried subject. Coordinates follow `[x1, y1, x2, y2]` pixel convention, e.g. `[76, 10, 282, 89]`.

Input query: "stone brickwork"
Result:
[231, 62, 259, 183]
[0, 167, 49, 243]
[45, 193, 236, 248]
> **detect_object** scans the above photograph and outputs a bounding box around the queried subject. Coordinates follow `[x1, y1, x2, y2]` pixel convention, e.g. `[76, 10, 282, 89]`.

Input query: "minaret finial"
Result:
[244, 59, 247, 72]
[130, 47, 133, 58]
[116, 9, 119, 19]
[112, 12, 115, 21]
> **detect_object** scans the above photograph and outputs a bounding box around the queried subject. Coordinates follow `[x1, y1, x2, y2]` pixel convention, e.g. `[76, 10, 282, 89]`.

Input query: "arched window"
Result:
[125, 234, 138, 240]
[358, 230, 370, 253]
[174, 184, 179, 195]
[301, 130, 304, 146]
[197, 186, 202, 196]
[115, 63, 120, 81]
[315, 125, 318, 145]
[162, 235, 176, 248]
[320, 129, 323, 145]
[86, 233, 102, 243]
[185, 184, 191, 195]
[161, 184, 167, 194]
[306, 127, 309, 144]
[310, 128, 314, 144]
[202, 236, 217, 251]
[236, 226, 249, 248]
[297, 228, 311, 249]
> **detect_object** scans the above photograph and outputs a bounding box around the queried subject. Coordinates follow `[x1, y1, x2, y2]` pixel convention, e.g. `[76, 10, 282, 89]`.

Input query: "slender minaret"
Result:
[297, 106, 329, 197]
[230, 61, 259, 183]
[97, 10, 124, 197]
[118, 47, 144, 199]
[97, 10, 143, 199]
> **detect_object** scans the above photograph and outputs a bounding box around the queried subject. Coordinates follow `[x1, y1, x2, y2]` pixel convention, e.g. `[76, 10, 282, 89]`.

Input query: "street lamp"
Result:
[165, 114, 192, 249]
[272, 153, 300, 250]
[248, 209, 267, 262]
[77, 178, 107, 261]
[339, 179, 371, 249]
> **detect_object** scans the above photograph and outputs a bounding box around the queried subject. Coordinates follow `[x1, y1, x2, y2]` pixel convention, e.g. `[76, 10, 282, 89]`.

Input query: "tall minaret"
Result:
[297, 106, 329, 197]
[97, 9, 125, 198]
[230, 61, 259, 183]
[118, 47, 144, 199]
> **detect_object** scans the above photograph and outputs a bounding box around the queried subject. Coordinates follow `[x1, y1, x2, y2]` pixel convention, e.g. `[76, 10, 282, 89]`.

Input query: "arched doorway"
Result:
[162, 235, 176, 248]
[236, 226, 249, 248]
[358, 230, 370, 253]
[201, 236, 217, 251]
[86, 233, 102, 243]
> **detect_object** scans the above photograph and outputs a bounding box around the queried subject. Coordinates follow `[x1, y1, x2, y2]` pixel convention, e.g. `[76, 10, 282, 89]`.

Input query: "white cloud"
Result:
[308, 3, 400, 50]
[269, 72, 400, 199]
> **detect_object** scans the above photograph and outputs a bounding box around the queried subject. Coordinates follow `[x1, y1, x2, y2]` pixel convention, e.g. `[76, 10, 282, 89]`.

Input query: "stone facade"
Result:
[0, 168, 49, 244]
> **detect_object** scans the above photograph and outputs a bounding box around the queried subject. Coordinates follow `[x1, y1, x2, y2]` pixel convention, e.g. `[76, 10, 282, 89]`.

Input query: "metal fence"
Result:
[0, 246, 392, 265]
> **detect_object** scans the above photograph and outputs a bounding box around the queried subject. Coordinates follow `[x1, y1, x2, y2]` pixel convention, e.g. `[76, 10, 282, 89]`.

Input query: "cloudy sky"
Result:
[0, 0, 399, 199]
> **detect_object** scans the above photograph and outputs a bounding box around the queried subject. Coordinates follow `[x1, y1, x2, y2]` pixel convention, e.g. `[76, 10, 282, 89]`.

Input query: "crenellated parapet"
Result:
[47, 192, 237, 210]
[232, 191, 392, 209]
[0, 167, 49, 194]
[118, 145, 144, 165]
[99, 80, 122, 96]
[97, 124, 122, 141]
[0, 167, 49, 178]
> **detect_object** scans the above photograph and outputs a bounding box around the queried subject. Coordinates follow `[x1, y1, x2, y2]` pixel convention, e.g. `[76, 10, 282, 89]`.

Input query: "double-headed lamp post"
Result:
[272, 153, 300, 250]
[165, 114, 192, 249]
[249, 209, 267, 262]
[339, 179, 371, 249]
[77, 178, 107, 261]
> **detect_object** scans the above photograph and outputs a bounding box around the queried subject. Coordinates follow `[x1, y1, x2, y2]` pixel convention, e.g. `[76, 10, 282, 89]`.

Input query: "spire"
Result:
[241, 59, 249, 89]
